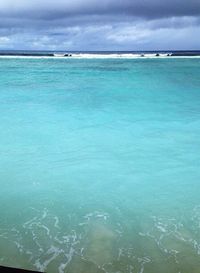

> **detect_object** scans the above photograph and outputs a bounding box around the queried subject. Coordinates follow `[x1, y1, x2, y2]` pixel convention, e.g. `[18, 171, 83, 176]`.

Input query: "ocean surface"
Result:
[0, 56, 200, 273]
[1, 50, 200, 58]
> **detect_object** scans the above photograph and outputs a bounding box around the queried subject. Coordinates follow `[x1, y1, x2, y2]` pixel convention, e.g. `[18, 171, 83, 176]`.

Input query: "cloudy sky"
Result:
[0, 0, 200, 50]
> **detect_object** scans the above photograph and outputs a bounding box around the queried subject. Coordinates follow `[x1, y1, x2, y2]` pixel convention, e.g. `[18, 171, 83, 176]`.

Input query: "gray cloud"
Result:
[0, 0, 200, 19]
[0, 0, 199, 50]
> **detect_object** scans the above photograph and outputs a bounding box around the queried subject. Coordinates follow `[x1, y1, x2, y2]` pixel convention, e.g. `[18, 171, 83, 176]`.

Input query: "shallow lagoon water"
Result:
[0, 58, 200, 272]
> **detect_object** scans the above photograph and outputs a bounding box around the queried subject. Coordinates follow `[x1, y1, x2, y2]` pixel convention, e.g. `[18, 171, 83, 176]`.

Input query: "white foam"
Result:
[58, 247, 74, 273]
[54, 216, 60, 229]
[53, 53, 65, 57]
[0, 53, 200, 59]
[156, 224, 167, 233]
[39, 224, 51, 237]
[138, 257, 151, 273]
[34, 248, 62, 273]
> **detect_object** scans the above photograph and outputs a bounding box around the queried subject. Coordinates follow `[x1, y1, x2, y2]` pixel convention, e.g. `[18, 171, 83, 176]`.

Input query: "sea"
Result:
[0, 51, 200, 273]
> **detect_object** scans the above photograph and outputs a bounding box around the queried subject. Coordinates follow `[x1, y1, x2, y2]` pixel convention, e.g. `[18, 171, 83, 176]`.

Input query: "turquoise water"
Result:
[0, 57, 200, 273]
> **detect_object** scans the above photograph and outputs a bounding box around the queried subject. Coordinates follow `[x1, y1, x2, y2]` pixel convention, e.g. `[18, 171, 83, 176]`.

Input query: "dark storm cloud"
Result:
[0, 0, 200, 20]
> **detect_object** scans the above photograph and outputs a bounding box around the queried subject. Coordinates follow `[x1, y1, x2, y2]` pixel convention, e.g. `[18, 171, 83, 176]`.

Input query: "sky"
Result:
[0, 0, 200, 51]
